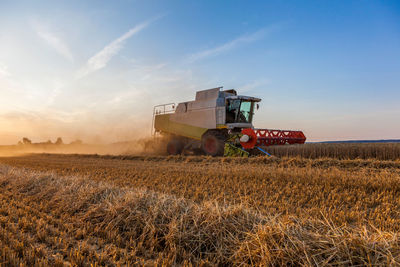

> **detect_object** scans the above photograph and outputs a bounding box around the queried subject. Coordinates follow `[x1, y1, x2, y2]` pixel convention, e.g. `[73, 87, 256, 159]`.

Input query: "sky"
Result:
[0, 0, 399, 144]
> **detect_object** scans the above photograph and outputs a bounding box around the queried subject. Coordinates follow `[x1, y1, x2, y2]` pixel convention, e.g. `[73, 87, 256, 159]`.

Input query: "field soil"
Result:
[0, 153, 399, 265]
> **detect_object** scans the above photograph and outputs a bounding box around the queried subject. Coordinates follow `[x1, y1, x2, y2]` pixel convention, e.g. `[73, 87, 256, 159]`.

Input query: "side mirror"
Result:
[256, 104, 259, 110]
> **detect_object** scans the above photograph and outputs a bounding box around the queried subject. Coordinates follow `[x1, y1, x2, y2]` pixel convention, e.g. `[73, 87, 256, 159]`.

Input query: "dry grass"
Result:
[0, 147, 399, 265]
[265, 143, 400, 160]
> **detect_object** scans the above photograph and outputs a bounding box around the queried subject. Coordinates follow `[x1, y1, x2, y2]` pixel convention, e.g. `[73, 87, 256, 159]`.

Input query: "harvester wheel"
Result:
[167, 139, 183, 155]
[201, 131, 225, 156]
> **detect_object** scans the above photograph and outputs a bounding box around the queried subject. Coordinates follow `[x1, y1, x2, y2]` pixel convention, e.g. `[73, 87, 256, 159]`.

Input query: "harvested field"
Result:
[0, 153, 399, 265]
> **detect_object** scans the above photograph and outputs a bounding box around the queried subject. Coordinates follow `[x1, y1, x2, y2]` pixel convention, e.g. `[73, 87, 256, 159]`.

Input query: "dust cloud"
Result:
[0, 112, 169, 156]
[0, 137, 169, 157]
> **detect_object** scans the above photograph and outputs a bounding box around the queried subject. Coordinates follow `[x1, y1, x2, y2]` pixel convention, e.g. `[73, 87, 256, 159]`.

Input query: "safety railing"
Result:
[151, 103, 175, 136]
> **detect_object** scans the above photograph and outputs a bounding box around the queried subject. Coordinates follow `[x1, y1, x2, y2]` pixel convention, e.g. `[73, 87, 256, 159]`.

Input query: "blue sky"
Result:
[0, 0, 399, 144]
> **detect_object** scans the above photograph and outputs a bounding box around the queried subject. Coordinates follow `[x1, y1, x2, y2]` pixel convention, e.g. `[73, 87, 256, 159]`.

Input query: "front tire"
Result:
[201, 131, 226, 156]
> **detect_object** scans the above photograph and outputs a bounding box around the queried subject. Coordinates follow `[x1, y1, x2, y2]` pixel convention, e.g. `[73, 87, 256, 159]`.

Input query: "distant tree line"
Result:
[17, 137, 82, 145]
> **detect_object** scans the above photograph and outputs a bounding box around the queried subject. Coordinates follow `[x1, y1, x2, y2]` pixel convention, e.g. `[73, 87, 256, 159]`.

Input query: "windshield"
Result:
[226, 99, 253, 123]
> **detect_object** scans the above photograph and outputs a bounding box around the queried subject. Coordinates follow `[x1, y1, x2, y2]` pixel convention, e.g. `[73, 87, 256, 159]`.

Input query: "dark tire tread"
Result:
[167, 138, 184, 155]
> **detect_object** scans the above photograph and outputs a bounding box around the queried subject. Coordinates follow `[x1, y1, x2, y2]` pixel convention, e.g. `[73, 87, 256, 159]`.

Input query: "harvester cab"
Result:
[152, 87, 306, 157]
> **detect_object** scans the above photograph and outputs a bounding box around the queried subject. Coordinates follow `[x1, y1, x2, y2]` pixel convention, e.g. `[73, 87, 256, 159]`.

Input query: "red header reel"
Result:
[240, 128, 258, 149]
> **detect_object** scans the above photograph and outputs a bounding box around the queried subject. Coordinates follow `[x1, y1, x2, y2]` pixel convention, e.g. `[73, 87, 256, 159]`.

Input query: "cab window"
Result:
[226, 99, 253, 123]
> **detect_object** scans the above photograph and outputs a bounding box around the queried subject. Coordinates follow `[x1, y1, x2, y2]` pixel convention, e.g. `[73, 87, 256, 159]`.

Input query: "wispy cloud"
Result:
[77, 17, 161, 79]
[0, 62, 10, 77]
[240, 79, 269, 93]
[187, 25, 281, 62]
[32, 21, 74, 62]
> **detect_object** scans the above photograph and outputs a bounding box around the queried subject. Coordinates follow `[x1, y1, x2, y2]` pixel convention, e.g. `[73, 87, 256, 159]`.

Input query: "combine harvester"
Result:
[152, 87, 306, 156]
